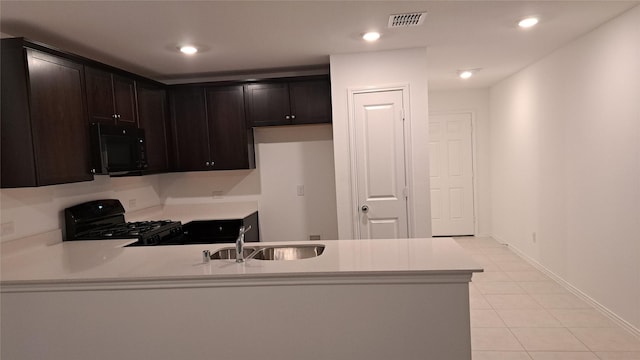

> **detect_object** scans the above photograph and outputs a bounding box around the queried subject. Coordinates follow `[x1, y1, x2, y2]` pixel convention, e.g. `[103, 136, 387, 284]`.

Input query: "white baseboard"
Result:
[494, 236, 640, 339]
[490, 235, 509, 246]
[474, 233, 492, 238]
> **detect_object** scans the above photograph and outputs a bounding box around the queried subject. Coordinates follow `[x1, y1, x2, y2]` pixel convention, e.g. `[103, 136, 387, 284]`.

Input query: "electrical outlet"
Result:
[309, 235, 321, 240]
[129, 199, 137, 209]
[532, 232, 537, 243]
[1, 221, 15, 236]
[297, 185, 304, 196]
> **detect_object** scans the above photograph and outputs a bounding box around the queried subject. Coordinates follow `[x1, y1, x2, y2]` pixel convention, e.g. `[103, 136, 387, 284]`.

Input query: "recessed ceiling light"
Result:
[459, 71, 473, 79]
[362, 32, 381, 42]
[518, 17, 539, 28]
[179, 45, 198, 55]
[457, 69, 481, 79]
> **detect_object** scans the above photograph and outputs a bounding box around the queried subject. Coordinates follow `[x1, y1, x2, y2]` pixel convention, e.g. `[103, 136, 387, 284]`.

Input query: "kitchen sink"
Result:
[251, 245, 325, 260]
[209, 247, 256, 260]
[208, 245, 325, 261]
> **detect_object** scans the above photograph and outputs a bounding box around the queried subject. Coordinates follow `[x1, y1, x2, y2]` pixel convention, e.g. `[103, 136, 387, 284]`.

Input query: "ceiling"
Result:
[1, 1, 637, 90]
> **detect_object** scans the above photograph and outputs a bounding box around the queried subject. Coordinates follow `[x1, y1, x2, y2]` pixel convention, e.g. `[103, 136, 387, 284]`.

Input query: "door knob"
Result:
[361, 205, 369, 213]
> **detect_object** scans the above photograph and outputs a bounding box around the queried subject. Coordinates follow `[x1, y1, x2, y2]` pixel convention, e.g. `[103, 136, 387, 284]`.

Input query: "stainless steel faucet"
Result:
[235, 225, 252, 263]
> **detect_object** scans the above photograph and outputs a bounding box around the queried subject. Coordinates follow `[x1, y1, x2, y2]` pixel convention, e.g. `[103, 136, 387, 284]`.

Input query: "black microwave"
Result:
[89, 123, 148, 175]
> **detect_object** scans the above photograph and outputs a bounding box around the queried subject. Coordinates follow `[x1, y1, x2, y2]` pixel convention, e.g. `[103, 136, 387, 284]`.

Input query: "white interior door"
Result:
[353, 90, 408, 239]
[429, 113, 475, 236]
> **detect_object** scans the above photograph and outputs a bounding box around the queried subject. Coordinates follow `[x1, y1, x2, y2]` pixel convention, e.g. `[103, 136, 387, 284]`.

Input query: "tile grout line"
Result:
[463, 238, 608, 359]
[491, 236, 640, 340]
[564, 326, 603, 356]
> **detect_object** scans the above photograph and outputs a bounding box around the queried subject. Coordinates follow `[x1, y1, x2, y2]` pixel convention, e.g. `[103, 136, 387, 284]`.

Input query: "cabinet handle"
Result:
[285, 115, 290, 120]
[112, 114, 117, 119]
[291, 115, 296, 119]
[205, 161, 210, 166]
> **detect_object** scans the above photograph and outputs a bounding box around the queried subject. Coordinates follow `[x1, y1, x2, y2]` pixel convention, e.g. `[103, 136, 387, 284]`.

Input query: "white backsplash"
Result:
[0, 175, 162, 243]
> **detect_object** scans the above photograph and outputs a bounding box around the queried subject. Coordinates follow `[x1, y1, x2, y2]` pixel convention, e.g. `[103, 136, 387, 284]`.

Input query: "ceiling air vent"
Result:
[388, 12, 427, 28]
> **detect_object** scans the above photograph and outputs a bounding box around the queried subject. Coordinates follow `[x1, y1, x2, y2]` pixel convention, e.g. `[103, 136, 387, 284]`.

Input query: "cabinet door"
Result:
[1, 39, 36, 187]
[26, 50, 93, 185]
[85, 66, 116, 124]
[206, 85, 253, 170]
[244, 82, 290, 126]
[289, 79, 332, 125]
[113, 75, 138, 126]
[169, 88, 210, 171]
[137, 83, 169, 172]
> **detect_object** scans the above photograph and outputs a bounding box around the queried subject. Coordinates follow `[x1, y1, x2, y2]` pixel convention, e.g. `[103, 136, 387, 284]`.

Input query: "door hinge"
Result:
[403, 187, 409, 198]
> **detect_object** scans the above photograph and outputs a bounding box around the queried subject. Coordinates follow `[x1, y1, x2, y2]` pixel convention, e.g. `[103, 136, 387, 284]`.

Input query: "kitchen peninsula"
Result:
[1, 236, 482, 360]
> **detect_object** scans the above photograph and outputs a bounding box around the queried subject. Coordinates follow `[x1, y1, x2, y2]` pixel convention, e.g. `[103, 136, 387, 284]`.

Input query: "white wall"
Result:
[159, 124, 338, 242]
[253, 125, 338, 241]
[330, 48, 431, 239]
[490, 6, 640, 330]
[0, 175, 162, 242]
[428, 89, 491, 237]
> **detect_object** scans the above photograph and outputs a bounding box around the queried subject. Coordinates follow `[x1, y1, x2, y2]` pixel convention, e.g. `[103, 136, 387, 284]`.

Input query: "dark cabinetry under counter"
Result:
[181, 212, 259, 244]
[1, 39, 93, 188]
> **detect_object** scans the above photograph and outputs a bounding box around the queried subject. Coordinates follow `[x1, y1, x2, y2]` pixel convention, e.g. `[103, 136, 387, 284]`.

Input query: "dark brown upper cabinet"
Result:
[136, 82, 170, 173]
[206, 85, 254, 170]
[85, 66, 138, 126]
[244, 76, 331, 127]
[169, 85, 255, 172]
[169, 87, 210, 171]
[1, 39, 93, 188]
[288, 78, 332, 125]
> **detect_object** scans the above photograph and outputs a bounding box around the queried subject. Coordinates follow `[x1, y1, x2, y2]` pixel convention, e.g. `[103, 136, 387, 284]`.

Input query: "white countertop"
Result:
[1, 237, 482, 289]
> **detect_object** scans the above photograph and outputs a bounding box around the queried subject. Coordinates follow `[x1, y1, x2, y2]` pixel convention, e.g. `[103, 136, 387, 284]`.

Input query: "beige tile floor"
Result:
[455, 237, 640, 360]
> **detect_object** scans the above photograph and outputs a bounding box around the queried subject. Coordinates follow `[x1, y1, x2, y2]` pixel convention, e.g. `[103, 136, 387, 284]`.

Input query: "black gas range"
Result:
[64, 199, 183, 246]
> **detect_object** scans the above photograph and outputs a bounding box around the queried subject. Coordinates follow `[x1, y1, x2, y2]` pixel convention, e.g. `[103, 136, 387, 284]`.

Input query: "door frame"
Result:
[347, 84, 413, 239]
[429, 110, 479, 236]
